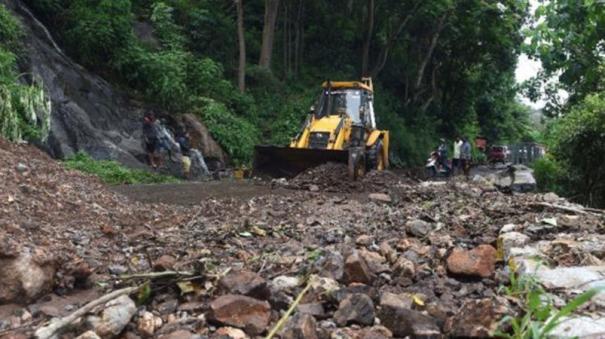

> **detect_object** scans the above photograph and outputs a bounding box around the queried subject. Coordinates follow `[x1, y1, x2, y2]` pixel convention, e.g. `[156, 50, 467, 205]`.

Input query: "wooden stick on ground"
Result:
[35, 286, 139, 339]
[265, 279, 312, 339]
[118, 270, 195, 280]
[531, 202, 590, 215]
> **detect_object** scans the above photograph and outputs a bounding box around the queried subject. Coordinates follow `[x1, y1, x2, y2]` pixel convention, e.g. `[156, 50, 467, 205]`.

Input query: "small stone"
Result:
[215, 326, 248, 339]
[282, 313, 318, 339]
[309, 275, 340, 296]
[219, 270, 270, 300]
[356, 235, 373, 247]
[75, 331, 101, 339]
[499, 224, 516, 234]
[358, 249, 389, 274]
[542, 192, 560, 203]
[108, 265, 128, 275]
[344, 251, 374, 284]
[271, 276, 300, 291]
[137, 311, 162, 337]
[315, 251, 344, 281]
[157, 299, 179, 315]
[15, 163, 28, 174]
[378, 300, 439, 337]
[20, 311, 32, 322]
[444, 298, 508, 337]
[153, 255, 176, 271]
[90, 295, 137, 337]
[334, 293, 375, 327]
[378, 241, 396, 264]
[446, 245, 497, 278]
[309, 185, 320, 192]
[368, 193, 391, 203]
[379, 292, 413, 311]
[333, 283, 379, 304]
[498, 232, 530, 261]
[392, 256, 415, 278]
[209, 294, 271, 335]
[405, 219, 432, 238]
[297, 303, 326, 319]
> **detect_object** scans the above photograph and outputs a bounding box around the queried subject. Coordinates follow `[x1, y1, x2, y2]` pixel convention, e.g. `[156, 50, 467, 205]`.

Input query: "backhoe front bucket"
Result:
[253, 145, 348, 178]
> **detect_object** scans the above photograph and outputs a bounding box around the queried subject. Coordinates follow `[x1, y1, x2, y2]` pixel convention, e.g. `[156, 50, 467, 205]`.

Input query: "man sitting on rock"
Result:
[176, 131, 192, 179]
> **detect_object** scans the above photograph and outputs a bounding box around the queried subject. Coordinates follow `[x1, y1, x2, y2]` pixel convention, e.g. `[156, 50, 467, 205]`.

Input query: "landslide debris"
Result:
[1, 140, 604, 339]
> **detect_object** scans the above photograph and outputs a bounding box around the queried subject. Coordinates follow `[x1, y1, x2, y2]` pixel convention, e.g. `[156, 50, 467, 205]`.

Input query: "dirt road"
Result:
[111, 180, 293, 205]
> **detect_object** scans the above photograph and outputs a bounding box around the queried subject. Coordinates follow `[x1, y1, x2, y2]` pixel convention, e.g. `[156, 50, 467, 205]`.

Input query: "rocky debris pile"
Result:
[0, 139, 193, 305]
[282, 162, 415, 193]
[1, 140, 604, 338]
[498, 192, 605, 338]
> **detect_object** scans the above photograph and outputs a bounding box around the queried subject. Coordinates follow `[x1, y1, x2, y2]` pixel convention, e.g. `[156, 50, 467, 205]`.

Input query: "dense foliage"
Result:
[23, 0, 534, 165]
[0, 4, 50, 142]
[65, 152, 179, 185]
[525, 1, 605, 207]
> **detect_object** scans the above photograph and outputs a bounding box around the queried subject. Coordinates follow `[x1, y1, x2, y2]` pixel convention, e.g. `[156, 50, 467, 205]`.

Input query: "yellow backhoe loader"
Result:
[253, 77, 389, 179]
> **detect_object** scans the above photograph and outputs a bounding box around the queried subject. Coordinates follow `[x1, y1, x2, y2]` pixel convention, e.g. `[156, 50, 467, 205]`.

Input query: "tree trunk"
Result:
[259, 0, 281, 70]
[370, 14, 412, 78]
[414, 13, 448, 90]
[293, 0, 302, 76]
[236, 0, 246, 92]
[361, 0, 374, 76]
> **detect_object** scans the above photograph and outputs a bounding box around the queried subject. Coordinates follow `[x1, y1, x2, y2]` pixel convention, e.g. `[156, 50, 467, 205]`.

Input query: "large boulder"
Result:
[0, 248, 55, 304]
[180, 113, 228, 169]
[6, 2, 227, 175]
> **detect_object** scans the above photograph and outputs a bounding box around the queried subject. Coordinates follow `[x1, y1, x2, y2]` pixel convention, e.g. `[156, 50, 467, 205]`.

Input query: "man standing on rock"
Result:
[142, 113, 162, 170]
[461, 137, 472, 178]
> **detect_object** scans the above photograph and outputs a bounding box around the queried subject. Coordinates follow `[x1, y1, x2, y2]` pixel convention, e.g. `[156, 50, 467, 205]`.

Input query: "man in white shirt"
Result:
[453, 136, 463, 175]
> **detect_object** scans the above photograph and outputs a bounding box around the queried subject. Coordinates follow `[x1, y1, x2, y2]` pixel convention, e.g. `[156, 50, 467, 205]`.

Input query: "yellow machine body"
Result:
[254, 78, 389, 179]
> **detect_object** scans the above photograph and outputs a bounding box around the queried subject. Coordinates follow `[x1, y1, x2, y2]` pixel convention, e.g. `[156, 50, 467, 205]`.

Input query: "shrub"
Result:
[545, 93, 605, 207]
[0, 4, 23, 52]
[533, 156, 564, 194]
[65, 0, 133, 66]
[64, 152, 179, 185]
[192, 97, 259, 165]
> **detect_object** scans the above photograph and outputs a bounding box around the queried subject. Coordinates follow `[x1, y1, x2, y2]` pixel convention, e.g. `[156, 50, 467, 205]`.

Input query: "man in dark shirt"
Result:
[143, 113, 161, 169]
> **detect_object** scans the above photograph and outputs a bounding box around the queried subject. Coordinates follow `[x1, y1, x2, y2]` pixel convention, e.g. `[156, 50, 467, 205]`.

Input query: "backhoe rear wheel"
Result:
[366, 140, 384, 171]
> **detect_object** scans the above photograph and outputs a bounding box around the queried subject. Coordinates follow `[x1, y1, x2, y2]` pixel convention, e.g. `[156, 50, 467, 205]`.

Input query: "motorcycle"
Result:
[425, 151, 450, 178]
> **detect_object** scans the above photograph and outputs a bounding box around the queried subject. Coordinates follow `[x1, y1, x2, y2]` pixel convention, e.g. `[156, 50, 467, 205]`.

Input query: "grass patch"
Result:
[65, 152, 179, 185]
[496, 265, 602, 338]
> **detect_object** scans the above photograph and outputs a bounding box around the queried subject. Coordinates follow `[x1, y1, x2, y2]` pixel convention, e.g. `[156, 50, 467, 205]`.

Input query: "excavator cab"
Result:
[254, 78, 389, 179]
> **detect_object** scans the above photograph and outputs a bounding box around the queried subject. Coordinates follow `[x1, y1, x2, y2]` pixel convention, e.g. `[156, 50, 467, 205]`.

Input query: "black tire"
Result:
[366, 140, 383, 171]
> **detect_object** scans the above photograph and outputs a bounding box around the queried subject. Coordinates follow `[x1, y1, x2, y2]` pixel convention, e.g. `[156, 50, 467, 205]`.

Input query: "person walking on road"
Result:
[453, 136, 463, 175]
[460, 137, 472, 178]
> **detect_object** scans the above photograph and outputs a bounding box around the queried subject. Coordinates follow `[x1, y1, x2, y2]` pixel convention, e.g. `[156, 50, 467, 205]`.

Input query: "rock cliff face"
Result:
[5, 1, 226, 172]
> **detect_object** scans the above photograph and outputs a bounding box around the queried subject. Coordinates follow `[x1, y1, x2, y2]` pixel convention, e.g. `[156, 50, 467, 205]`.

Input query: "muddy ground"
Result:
[1, 140, 604, 339]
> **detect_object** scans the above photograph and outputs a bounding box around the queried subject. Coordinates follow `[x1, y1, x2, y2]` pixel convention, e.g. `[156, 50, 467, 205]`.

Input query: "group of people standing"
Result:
[142, 112, 193, 179]
[433, 136, 472, 177]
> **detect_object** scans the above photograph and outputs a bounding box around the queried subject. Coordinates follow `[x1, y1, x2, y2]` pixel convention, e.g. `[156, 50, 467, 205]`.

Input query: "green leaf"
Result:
[540, 288, 604, 336]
